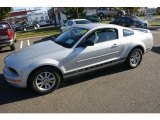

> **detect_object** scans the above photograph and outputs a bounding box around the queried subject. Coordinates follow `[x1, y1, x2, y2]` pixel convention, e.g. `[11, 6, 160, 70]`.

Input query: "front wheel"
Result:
[29, 67, 61, 94]
[126, 48, 143, 68]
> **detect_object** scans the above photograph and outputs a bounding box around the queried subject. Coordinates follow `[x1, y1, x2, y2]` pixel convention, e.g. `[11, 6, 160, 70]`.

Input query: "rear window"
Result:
[75, 20, 91, 24]
[0, 23, 10, 29]
[123, 29, 134, 37]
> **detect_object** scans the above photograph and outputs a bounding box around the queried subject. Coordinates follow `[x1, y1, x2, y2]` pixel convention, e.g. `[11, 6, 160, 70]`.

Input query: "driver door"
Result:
[74, 28, 123, 69]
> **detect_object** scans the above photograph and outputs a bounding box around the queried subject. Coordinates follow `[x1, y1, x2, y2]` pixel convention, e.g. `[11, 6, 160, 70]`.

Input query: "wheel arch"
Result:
[26, 65, 64, 87]
[127, 45, 145, 57]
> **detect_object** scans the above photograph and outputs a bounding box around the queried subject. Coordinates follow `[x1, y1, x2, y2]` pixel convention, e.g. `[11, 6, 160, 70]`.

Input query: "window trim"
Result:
[77, 28, 119, 47]
[123, 29, 134, 37]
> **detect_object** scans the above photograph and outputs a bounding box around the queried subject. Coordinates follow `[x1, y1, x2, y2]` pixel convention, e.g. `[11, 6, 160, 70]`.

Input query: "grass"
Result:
[148, 21, 160, 26]
[16, 19, 160, 40]
[16, 26, 61, 40]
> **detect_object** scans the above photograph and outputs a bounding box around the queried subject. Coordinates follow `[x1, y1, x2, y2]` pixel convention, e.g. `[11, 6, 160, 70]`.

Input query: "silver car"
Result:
[60, 19, 92, 32]
[3, 23, 153, 94]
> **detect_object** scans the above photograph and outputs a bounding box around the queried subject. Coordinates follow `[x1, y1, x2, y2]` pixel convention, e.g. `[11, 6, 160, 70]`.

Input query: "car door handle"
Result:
[111, 44, 118, 48]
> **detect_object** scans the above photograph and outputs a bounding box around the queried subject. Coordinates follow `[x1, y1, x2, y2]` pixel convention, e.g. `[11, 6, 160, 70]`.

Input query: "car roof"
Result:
[71, 19, 89, 21]
[74, 23, 123, 30]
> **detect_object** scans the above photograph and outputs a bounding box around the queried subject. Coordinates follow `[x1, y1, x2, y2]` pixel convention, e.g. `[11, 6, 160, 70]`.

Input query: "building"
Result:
[48, 7, 67, 26]
[27, 12, 49, 22]
[6, 8, 44, 25]
[48, 7, 97, 26]
[6, 10, 28, 25]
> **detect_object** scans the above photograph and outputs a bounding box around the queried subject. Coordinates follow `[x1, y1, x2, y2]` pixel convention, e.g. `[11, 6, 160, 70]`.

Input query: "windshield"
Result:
[0, 23, 10, 29]
[75, 20, 91, 24]
[54, 27, 88, 48]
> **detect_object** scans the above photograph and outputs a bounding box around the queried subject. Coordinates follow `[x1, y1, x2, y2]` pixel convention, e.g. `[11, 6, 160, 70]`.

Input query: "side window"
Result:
[86, 28, 118, 44]
[64, 21, 68, 26]
[116, 18, 122, 22]
[123, 29, 134, 37]
[68, 21, 73, 26]
[121, 18, 126, 22]
[125, 18, 132, 23]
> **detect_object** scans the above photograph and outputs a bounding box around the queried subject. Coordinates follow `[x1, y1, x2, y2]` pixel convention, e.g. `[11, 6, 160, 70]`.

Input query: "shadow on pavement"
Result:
[0, 63, 129, 105]
[0, 74, 39, 105]
[148, 26, 160, 31]
[0, 49, 11, 53]
[152, 46, 160, 54]
[33, 34, 60, 44]
[60, 64, 129, 89]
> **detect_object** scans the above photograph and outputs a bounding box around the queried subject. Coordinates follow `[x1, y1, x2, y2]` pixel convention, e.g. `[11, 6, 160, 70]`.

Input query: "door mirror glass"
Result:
[86, 40, 94, 46]
[80, 40, 94, 47]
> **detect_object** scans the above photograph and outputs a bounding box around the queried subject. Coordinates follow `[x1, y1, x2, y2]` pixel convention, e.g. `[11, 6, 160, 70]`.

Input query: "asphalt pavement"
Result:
[0, 31, 160, 113]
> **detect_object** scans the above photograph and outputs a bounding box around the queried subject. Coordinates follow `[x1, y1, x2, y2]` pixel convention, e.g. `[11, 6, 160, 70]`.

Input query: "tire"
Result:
[29, 67, 61, 94]
[23, 28, 27, 31]
[99, 13, 104, 18]
[126, 48, 143, 69]
[117, 12, 122, 17]
[10, 43, 15, 51]
[14, 39, 17, 43]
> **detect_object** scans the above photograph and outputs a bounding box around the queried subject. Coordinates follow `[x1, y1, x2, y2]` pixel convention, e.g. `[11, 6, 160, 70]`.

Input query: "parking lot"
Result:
[0, 31, 160, 113]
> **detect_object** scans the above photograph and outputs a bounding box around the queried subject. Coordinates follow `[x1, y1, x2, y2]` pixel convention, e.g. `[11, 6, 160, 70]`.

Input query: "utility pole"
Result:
[52, 7, 57, 27]
[76, 7, 79, 19]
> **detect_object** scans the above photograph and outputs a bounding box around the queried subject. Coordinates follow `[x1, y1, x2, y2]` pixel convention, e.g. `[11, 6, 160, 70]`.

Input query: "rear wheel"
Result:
[99, 13, 104, 19]
[10, 43, 15, 51]
[117, 12, 122, 17]
[126, 48, 143, 68]
[14, 39, 17, 43]
[29, 67, 61, 94]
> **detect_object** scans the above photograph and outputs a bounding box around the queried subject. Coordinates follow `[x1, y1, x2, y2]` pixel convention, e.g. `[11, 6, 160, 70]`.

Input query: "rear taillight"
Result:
[7, 29, 12, 39]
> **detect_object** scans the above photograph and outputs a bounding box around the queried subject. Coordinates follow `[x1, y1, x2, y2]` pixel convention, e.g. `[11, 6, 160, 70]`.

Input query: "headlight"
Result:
[8, 67, 19, 76]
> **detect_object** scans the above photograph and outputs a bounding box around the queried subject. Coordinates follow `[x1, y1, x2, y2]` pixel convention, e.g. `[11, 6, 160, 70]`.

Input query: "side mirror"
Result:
[86, 40, 94, 46]
[80, 40, 94, 47]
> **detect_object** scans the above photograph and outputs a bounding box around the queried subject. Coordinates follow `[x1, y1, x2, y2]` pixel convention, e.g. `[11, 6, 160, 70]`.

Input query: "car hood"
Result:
[5, 40, 65, 64]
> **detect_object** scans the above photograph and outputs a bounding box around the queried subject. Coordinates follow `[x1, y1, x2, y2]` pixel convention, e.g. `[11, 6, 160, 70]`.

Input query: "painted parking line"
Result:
[20, 41, 23, 49]
[27, 40, 30, 46]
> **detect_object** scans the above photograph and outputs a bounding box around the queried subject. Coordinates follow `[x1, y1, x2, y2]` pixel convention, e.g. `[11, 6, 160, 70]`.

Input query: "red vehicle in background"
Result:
[0, 21, 16, 51]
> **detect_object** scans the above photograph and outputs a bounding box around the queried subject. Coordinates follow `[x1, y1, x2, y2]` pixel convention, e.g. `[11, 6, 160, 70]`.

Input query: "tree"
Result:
[63, 7, 86, 19]
[0, 7, 12, 21]
[156, 7, 160, 15]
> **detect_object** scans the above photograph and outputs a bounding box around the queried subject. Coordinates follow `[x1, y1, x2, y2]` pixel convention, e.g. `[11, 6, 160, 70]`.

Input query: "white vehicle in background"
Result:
[38, 20, 50, 26]
[60, 19, 92, 32]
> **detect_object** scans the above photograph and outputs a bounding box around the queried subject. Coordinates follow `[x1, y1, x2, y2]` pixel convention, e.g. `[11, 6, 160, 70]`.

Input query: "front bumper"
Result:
[3, 66, 27, 88]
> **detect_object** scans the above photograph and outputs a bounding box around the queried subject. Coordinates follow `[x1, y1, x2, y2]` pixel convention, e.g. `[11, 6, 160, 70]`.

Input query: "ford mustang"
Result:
[3, 23, 153, 94]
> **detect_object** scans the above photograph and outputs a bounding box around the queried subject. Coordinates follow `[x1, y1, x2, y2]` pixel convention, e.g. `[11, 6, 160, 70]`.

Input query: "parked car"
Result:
[3, 23, 153, 94]
[85, 15, 101, 22]
[0, 21, 16, 51]
[60, 19, 92, 32]
[12, 23, 22, 31]
[109, 16, 148, 28]
[21, 22, 40, 31]
[96, 7, 126, 18]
